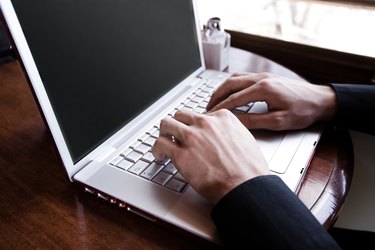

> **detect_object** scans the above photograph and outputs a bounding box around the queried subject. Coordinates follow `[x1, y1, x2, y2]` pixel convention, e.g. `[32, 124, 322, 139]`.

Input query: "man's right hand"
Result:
[207, 72, 337, 131]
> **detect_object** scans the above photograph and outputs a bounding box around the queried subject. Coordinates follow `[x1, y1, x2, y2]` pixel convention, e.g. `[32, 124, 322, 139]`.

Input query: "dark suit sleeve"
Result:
[330, 83, 375, 135]
[211, 175, 341, 250]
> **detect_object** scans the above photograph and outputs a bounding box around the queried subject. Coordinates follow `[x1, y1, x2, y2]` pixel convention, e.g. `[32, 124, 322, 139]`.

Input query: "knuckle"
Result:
[258, 72, 272, 79]
[257, 79, 273, 90]
[174, 110, 182, 119]
[159, 118, 167, 129]
[195, 113, 208, 125]
[216, 108, 233, 119]
[184, 128, 195, 138]
[272, 113, 287, 130]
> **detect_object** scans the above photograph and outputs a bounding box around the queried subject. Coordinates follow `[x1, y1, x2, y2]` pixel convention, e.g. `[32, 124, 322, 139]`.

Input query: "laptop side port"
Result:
[84, 187, 96, 194]
[127, 206, 157, 222]
[109, 198, 117, 204]
[118, 202, 126, 208]
[97, 192, 109, 201]
[82, 185, 121, 207]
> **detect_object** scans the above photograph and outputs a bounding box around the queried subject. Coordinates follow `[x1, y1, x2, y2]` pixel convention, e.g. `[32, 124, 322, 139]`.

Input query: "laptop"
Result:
[0, 0, 323, 244]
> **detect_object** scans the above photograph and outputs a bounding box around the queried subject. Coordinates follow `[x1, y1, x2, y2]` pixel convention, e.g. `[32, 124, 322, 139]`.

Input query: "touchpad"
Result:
[252, 129, 304, 174]
[252, 129, 285, 166]
[248, 102, 304, 174]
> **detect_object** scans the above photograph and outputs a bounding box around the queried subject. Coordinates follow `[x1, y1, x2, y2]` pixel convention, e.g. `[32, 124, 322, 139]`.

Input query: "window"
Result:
[197, 0, 375, 58]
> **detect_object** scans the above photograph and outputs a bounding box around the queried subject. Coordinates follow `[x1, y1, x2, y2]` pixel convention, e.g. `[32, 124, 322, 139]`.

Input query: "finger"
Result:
[209, 81, 268, 112]
[231, 72, 255, 77]
[207, 73, 269, 111]
[159, 116, 189, 143]
[152, 136, 179, 162]
[207, 75, 252, 111]
[236, 111, 286, 131]
[173, 109, 198, 126]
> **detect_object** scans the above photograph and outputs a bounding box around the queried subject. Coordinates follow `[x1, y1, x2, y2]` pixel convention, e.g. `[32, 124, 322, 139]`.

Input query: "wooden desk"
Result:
[0, 48, 353, 249]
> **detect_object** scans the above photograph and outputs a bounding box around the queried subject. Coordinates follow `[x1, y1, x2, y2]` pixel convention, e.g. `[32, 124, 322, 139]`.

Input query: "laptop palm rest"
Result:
[75, 161, 217, 241]
[247, 101, 304, 174]
[74, 161, 181, 217]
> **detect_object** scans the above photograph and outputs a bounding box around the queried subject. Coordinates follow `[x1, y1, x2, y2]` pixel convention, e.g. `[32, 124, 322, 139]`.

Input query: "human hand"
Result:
[151, 109, 270, 205]
[207, 72, 336, 131]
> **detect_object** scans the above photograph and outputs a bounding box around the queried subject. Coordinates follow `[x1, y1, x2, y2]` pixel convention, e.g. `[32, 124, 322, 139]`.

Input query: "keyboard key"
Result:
[138, 133, 149, 142]
[140, 162, 164, 180]
[168, 109, 178, 117]
[116, 159, 133, 170]
[156, 157, 170, 166]
[163, 162, 178, 174]
[235, 105, 250, 113]
[180, 106, 193, 112]
[195, 90, 209, 99]
[185, 100, 199, 109]
[143, 136, 156, 146]
[193, 106, 206, 114]
[142, 151, 155, 163]
[247, 102, 255, 111]
[234, 103, 254, 114]
[191, 96, 204, 103]
[147, 126, 158, 135]
[175, 104, 185, 110]
[198, 101, 209, 108]
[120, 147, 132, 157]
[151, 130, 159, 138]
[124, 151, 143, 163]
[152, 171, 173, 185]
[165, 178, 187, 192]
[164, 113, 173, 119]
[174, 172, 186, 181]
[134, 143, 151, 155]
[201, 86, 214, 93]
[129, 140, 141, 149]
[187, 94, 196, 100]
[128, 160, 150, 175]
[110, 155, 123, 166]
[204, 96, 211, 102]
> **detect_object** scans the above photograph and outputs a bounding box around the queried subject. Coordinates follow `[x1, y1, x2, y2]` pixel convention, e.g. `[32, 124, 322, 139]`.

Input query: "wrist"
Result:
[317, 85, 337, 121]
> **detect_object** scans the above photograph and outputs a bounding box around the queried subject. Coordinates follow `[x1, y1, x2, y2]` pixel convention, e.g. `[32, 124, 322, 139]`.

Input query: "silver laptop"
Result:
[0, 0, 323, 244]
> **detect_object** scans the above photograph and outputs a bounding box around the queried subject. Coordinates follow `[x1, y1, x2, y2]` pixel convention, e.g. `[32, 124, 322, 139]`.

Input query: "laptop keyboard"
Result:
[109, 78, 254, 193]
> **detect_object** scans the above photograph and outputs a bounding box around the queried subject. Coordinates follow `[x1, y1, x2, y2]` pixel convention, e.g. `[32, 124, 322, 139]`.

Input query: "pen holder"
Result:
[201, 17, 230, 71]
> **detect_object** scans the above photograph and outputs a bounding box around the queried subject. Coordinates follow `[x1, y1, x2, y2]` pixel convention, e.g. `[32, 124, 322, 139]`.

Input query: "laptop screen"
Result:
[11, 0, 201, 163]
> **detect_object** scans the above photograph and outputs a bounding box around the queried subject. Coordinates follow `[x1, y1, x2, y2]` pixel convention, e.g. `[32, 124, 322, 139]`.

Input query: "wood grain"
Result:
[0, 48, 353, 248]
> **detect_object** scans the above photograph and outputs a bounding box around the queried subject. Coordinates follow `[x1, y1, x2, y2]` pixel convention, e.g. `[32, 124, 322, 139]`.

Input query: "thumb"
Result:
[236, 112, 283, 131]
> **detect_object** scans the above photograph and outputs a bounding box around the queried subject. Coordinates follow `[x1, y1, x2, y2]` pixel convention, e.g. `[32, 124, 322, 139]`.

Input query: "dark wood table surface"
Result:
[0, 47, 354, 249]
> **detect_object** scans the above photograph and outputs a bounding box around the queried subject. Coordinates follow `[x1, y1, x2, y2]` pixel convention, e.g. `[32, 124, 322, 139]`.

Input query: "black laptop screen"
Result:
[11, 0, 202, 163]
